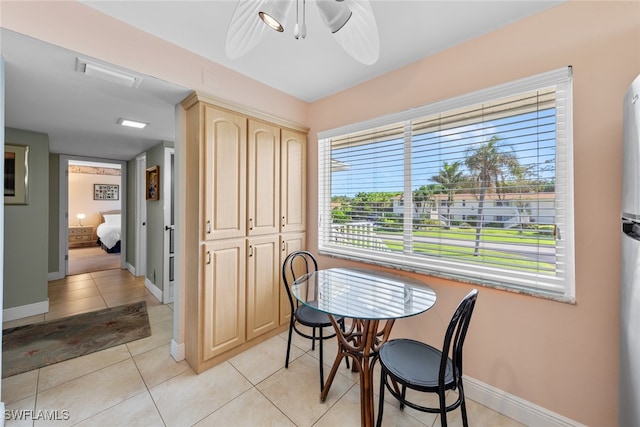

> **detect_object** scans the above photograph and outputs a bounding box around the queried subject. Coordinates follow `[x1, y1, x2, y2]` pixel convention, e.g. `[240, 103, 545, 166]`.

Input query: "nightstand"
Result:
[68, 226, 95, 248]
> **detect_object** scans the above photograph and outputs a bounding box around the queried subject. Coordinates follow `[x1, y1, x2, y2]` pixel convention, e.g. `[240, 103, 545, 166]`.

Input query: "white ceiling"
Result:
[2, 0, 563, 161]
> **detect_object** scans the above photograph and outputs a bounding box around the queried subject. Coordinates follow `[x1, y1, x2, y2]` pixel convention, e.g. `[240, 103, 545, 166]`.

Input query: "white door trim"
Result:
[163, 148, 175, 303]
[58, 155, 126, 278]
[135, 154, 147, 277]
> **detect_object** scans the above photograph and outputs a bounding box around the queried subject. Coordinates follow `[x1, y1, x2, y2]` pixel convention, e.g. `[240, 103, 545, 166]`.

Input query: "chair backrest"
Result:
[439, 289, 478, 388]
[282, 250, 319, 311]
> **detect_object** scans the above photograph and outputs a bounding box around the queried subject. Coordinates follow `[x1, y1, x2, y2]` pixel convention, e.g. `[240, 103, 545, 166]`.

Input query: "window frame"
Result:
[318, 67, 575, 302]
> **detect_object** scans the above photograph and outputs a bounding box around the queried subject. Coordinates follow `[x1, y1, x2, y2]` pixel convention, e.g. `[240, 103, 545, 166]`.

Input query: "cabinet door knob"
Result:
[206, 251, 211, 265]
[206, 220, 211, 234]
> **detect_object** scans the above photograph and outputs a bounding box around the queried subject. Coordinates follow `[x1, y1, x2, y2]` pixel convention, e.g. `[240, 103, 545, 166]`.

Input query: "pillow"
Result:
[103, 214, 121, 225]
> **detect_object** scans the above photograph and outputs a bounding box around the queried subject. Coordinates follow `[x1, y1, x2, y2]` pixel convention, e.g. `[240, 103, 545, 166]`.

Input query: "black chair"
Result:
[282, 250, 348, 391]
[376, 289, 479, 427]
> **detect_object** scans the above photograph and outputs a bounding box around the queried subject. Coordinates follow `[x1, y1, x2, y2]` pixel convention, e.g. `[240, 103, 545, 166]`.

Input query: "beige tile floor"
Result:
[2, 269, 525, 427]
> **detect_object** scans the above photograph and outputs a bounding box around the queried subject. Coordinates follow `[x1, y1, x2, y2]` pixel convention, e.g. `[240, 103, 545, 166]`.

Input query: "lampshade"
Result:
[259, 0, 293, 32]
[316, 0, 352, 33]
[76, 213, 86, 226]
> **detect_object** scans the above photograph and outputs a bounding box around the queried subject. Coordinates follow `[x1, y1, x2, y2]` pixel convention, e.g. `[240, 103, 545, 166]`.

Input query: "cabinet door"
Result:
[279, 232, 306, 326]
[247, 120, 280, 236]
[280, 128, 306, 233]
[203, 106, 247, 240]
[202, 240, 246, 360]
[246, 235, 280, 340]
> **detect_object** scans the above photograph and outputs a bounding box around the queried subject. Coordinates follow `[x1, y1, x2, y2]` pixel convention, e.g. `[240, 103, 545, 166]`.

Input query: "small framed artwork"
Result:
[4, 144, 29, 205]
[146, 165, 160, 201]
[94, 184, 119, 200]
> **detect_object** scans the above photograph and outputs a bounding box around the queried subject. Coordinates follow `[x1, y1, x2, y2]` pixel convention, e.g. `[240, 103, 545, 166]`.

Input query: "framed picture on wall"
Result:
[4, 144, 29, 205]
[146, 165, 160, 201]
[94, 184, 119, 200]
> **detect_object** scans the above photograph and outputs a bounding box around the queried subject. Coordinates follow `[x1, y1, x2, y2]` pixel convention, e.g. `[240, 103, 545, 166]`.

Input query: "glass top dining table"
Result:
[292, 267, 437, 320]
[292, 267, 437, 427]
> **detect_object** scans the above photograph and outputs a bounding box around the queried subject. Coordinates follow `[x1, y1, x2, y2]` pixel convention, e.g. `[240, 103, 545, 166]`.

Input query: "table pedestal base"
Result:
[321, 317, 395, 427]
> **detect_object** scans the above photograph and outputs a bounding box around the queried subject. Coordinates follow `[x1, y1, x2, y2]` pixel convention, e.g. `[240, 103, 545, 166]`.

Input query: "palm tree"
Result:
[465, 136, 523, 256]
[412, 184, 439, 216]
[431, 161, 464, 228]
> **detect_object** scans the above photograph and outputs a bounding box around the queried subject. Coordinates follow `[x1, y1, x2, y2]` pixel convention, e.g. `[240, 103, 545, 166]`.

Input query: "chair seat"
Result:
[379, 338, 454, 391]
[295, 305, 335, 328]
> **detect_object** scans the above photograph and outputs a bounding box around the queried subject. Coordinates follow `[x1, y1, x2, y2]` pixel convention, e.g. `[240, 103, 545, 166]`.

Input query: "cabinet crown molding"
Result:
[181, 91, 309, 134]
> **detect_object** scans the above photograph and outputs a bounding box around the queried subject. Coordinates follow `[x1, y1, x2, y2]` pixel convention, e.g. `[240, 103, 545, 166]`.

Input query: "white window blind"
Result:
[318, 67, 575, 300]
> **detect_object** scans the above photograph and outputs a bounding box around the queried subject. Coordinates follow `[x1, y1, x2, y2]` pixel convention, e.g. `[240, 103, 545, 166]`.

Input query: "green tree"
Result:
[412, 184, 440, 220]
[431, 161, 464, 228]
[465, 136, 524, 255]
[351, 192, 398, 221]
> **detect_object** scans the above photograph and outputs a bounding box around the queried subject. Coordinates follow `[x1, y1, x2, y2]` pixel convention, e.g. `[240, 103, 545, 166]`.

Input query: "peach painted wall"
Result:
[68, 172, 121, 228]
[307, 1, 640, 425]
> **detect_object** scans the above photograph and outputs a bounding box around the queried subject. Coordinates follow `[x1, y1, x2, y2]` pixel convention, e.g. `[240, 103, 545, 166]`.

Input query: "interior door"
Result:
[163, 148, 175, 303]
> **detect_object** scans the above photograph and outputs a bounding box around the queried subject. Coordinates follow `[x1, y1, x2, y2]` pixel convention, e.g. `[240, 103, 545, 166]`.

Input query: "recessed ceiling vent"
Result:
[75, 57, 143, 88]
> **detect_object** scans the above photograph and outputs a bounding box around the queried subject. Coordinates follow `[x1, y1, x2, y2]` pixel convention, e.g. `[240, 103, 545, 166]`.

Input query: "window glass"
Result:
[318, 68, 574, 300]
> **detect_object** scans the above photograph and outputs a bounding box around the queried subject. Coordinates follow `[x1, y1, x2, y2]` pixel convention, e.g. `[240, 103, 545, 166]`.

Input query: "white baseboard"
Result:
[464, 376, 586, 427]
[3, 300, 49, 322]
[47, 271, 64, 281]
[171, 339, 185, 362]
[144, 278, 163, 302]
[126, 263, 136, 276]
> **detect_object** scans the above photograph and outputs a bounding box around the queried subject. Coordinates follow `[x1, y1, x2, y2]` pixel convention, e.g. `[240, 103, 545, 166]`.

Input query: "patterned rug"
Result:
[2, 301, 151, 378]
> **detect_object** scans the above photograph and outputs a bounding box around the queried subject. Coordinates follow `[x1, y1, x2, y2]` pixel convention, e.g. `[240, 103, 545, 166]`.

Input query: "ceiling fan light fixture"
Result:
[316, 0, 352, 33]
[259, 0, 292, 32]
[259, 11, 284, 32]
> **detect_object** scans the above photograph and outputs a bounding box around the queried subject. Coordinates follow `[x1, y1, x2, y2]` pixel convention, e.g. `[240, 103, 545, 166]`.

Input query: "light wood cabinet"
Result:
[247, 120, 280, 236]
[202, 240, 246, 360]
[183, 92, 308, 374]
[281, 128, 306, 233]
[202, 106, 246, 241]
[279, 232, 307, 326]
[68, 226, 94, 248]
[246, 235, 280, 340]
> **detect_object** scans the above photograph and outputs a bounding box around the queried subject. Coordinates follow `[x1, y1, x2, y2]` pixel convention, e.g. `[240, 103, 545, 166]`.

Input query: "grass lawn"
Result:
[368, 225, 557, 274]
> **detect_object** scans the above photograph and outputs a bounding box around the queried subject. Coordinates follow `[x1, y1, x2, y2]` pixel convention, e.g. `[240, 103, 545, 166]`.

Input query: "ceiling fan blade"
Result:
[331, 0, 380, 65]
[225, 0, 270, 59]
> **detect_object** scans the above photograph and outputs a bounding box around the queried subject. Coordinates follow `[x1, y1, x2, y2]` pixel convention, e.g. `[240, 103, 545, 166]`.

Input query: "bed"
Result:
[97, 210, 121, 253]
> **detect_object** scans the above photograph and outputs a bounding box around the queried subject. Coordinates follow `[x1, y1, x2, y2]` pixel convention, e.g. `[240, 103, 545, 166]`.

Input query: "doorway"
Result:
[59, 156, 126, 277]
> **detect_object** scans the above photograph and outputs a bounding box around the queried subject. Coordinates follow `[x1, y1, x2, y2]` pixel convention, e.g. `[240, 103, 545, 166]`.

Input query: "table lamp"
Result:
[76, 213, 86, 226]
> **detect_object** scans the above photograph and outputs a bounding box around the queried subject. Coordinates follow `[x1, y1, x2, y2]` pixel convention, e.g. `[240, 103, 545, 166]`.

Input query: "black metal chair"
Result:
[282, 250, 348, 391]
[376, 289, 479, 427]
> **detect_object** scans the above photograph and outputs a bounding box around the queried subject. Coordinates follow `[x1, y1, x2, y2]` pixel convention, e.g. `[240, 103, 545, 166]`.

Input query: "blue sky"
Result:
[330, 108, 556, 198]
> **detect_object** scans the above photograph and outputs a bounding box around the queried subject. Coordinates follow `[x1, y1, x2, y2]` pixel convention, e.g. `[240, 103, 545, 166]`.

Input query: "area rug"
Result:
[2, 301, 151, 378]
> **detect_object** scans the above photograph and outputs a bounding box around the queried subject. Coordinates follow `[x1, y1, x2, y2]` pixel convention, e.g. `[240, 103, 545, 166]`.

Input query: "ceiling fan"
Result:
[225, 0, 380, 65]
